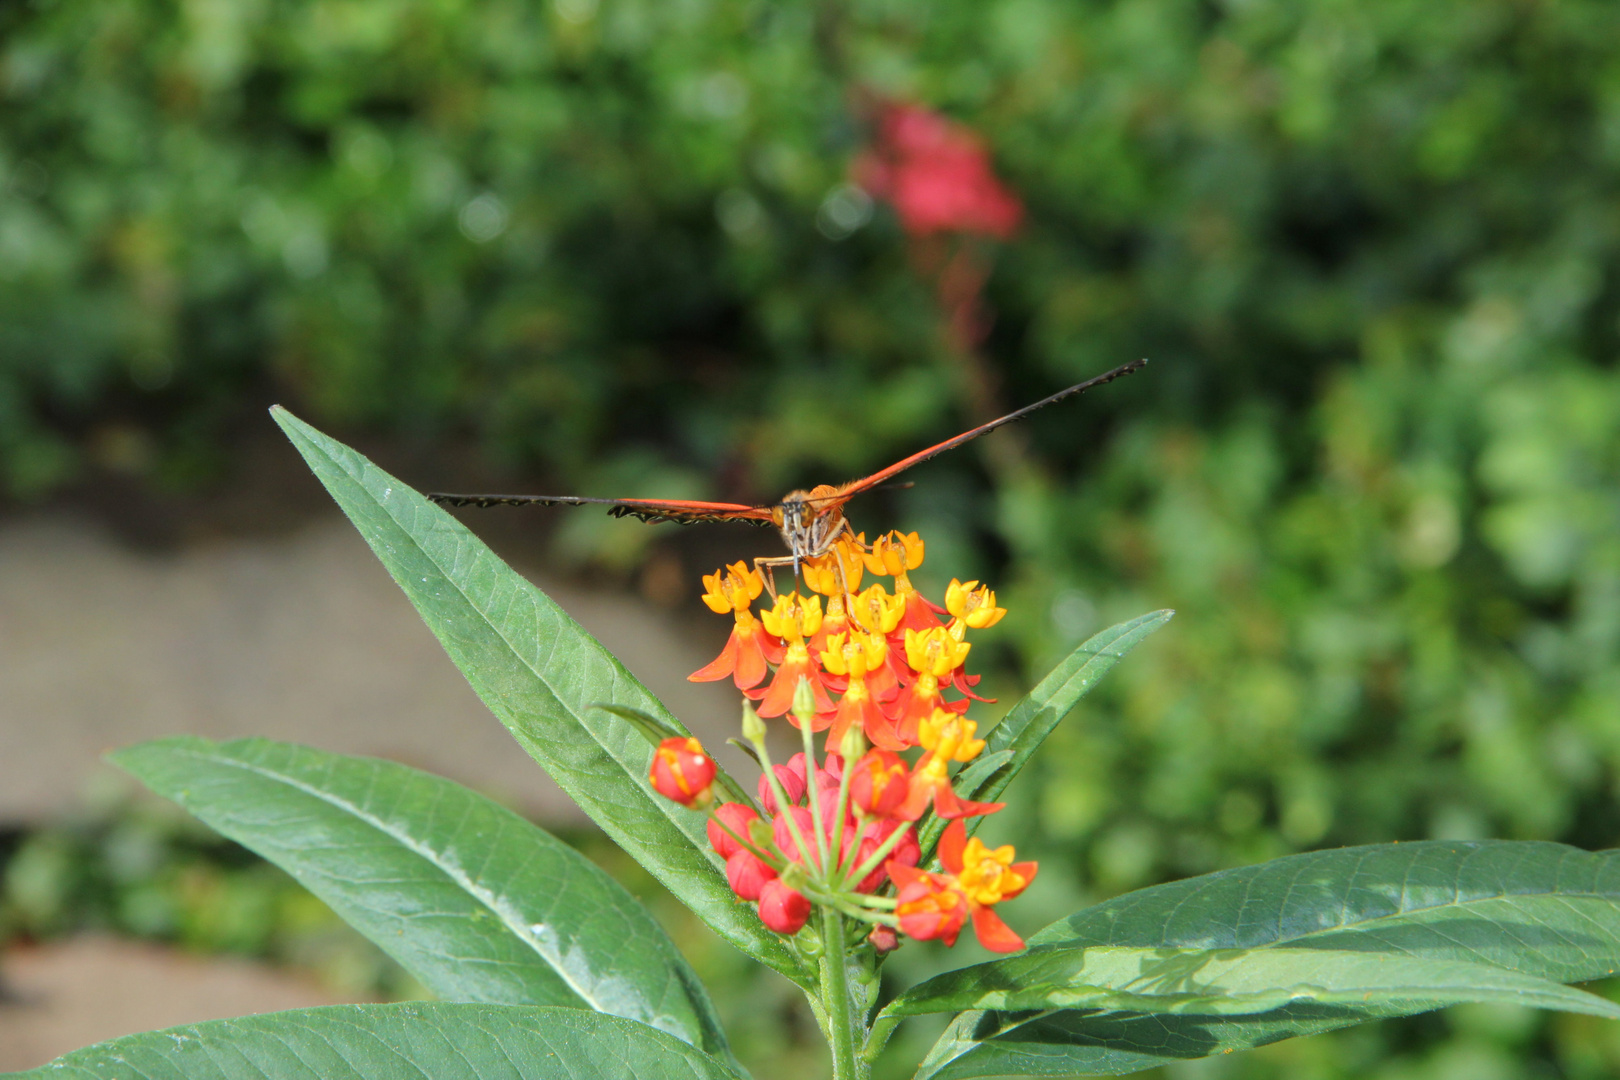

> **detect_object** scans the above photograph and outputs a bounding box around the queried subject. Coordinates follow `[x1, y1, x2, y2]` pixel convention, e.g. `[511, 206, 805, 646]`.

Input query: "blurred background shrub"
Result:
[6, 0, 1620, 1075]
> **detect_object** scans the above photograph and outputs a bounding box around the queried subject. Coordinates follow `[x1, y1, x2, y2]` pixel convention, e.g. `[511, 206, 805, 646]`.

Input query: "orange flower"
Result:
[757, 593, 834, 719]
[886, 820, 1032, 951]
[689, 564, 782, 689]
[819, 631, 902, 749]
[889, 864, 969, 946]
[865, 531, 945, 631]
[863, 530, 925, 577]
[939, 819, 1036, 952]
[891, 626, 972, 743]
[848, 749, 910, 817]
[898, 709, 1003, 820]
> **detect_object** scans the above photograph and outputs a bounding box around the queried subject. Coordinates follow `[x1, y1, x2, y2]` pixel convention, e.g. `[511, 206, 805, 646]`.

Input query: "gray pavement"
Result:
[0, 512, 743, 824]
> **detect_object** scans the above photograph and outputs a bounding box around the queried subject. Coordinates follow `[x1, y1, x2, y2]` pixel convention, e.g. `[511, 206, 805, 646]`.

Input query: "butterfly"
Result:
[429, 358, 1145, 588]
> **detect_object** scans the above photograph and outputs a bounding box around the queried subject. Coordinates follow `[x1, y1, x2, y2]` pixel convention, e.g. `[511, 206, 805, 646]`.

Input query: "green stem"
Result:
[819, 908, 859, 1080]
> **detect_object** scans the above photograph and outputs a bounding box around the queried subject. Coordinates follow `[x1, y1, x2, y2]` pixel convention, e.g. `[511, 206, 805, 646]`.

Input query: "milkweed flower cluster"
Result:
[650, 531, 1036, 953]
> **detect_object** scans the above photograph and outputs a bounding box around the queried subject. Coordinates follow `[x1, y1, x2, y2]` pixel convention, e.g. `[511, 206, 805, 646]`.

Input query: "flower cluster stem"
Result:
[818, 907, 860, 1080]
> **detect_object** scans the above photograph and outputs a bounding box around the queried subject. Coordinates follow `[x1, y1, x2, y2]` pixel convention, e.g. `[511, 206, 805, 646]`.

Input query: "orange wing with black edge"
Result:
[425, 492, 778, 527]
[828, 358, 1148, 501]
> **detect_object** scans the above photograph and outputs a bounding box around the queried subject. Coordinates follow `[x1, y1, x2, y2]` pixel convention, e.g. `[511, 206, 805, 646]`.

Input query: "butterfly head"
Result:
[773, 485, 850, 572]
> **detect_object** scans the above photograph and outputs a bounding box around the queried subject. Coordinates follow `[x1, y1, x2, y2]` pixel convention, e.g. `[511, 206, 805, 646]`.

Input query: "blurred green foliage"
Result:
[6, 0, 1620, 1075]
[0, 791, 407, 998]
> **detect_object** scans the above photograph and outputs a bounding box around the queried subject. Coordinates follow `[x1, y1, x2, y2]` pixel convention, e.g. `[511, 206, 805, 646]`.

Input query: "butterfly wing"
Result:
[833, 358, 1147, 499]
[426, 491, 777, 527]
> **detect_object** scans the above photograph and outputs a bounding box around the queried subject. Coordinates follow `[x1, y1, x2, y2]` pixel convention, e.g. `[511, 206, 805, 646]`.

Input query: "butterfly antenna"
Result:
[839, 358, 1147, 497]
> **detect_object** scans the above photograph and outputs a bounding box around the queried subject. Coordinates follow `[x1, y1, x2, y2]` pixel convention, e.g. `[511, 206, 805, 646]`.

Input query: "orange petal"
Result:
[688, 633, 739, 683]
[939, 819, 967, 874]
[971, 906, 1024, 953]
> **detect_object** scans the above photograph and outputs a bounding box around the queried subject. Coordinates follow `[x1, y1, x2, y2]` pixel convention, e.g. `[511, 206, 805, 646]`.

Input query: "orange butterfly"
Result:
[429, 359, 1144, 588]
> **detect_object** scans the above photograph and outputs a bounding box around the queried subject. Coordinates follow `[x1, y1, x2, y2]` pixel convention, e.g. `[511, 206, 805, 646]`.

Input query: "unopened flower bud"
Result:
[649, 737, 716, 806]
[758, 761, 807, 814]
[741, 700, 767, 743]
[867, 925, 900, 955]
[707, 803, 759, 859]
[791, 675, 816, 726]
[758, 878, 812, 935]
[726, 849, 777, 901]
[773, 805, 818, 866]
[839, 721, 867, 762]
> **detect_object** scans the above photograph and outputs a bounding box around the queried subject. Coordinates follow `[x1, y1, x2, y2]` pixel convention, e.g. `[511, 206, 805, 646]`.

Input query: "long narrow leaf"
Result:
[271, 407, 804, 984]
[0, 1004, 742, 1080]
[113, 736, 736, 1065]
[891, 944, 1620, 1018]
[921, 610, 1172, 854]
[920, 840, 1620, 1077]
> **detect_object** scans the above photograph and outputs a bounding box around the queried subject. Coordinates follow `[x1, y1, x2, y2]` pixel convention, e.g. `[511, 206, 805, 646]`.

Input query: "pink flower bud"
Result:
[757, 762, 807, 814]
[706, 803, 759, 859]
[772, 805, 819, 866]
[725, 849, 777, 901]
[758, 879, 811, 935]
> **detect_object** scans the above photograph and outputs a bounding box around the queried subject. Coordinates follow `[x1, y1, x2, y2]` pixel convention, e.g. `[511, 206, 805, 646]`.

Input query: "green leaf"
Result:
[0, 1003, 742, 1080]
[919, 840, 1620, 1077]
[892, 944, 1620, 1017]
[270, 407, 805, 985]
[112, 736, 736, 1066]
[921, 611, 1172, 855]
[973, 610, 1173, 805]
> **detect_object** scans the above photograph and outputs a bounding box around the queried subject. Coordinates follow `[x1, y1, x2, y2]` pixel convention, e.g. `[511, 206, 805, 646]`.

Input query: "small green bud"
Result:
[741, 699, 766, 743]
[780, 861, 809, 891]
[839, 721, 867, 763]
[795, 920, 824, 959]
[791, 675, 816, 725]
[748, 818, 774, 850]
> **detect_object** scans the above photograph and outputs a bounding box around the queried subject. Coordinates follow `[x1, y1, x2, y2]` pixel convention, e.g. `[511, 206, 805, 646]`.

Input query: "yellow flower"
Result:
[904, 626, 971, 677]
[955, 836, 1031, 907]
[700, 562, 763, 615]
[916, 708, 985, 764]
[863, 530, 924, 577]
[802, 533, 867, 596]
[760, 591, 823, 643]
[851, 584, 906, 635]
[945, 579, 1007, 630]
[819, 630, 888, 677]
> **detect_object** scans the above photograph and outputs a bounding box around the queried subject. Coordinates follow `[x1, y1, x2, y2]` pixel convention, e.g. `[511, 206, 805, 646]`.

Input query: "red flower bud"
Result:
[706, 803, 759, 859]
[649, 737, 716, 806]
[851, 835, 886, 892]
[867, 925, 900, 954]
[757, 761, 807, 814]
[867, 818, 920, 871]
[850, 749, 910, 817]
[725, 849, 777, 901]
[758, 878, 812, 935]
[772, 805, 819, 866]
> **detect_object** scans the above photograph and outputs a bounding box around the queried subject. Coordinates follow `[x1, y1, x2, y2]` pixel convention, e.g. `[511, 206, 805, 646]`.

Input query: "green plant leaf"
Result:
[0, 1003, 742, 1080]
[892, 944, 1620, 1017]
[918, 840, 1620, 1077]
[112, 736, 736, 1066]
[270, 407, 805, 985]
[921, 610, 1172, 855]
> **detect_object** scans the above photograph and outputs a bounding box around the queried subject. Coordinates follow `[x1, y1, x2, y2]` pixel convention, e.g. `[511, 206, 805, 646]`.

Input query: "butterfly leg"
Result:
[753, 555, 801, 602]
